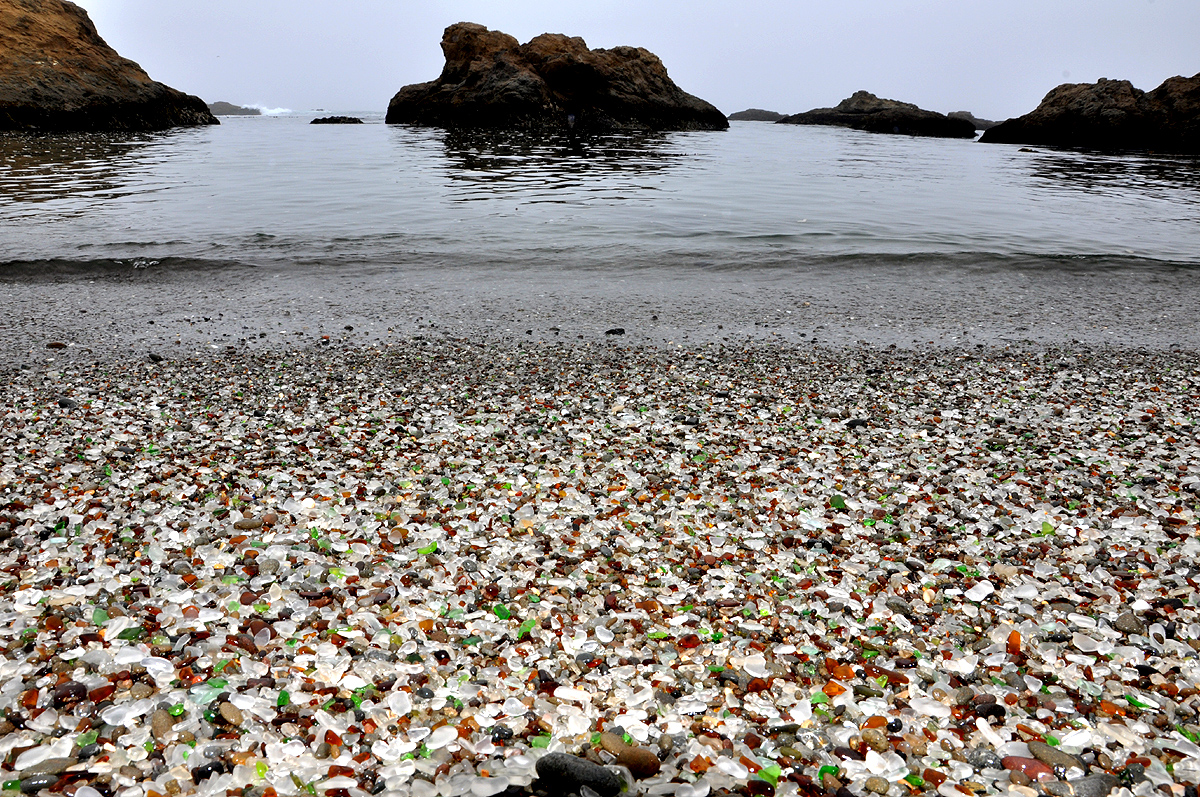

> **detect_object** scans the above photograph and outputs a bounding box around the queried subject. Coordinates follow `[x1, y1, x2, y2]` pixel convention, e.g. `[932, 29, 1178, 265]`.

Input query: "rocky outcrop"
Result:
[311, 116, 363, 125]
[948, 111, 997, 131]
[0, 0, 217, 132]
[778, 91, 976, 138]
[981, 75, 1200, 153]
[208, 102, 260, 116]
[728, 108, 785, 122]
[386, 22, 727, 133]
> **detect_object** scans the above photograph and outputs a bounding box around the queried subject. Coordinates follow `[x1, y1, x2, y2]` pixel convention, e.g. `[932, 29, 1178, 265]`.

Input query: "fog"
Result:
[75, 0, 1200, 121]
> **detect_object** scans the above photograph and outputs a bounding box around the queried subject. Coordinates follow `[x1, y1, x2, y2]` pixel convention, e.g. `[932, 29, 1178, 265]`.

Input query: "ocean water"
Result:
[1, 112, 1199, 273]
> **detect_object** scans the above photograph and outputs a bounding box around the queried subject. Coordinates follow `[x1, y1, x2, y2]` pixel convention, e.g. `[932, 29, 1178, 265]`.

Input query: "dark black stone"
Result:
[191, 762, 226, 782]
[605, 328, 626, 336]
[534, 752, 622, 797]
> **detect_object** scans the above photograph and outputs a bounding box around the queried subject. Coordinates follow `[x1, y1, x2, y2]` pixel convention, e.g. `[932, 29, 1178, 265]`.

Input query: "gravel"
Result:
[1, 338, 1199, 797]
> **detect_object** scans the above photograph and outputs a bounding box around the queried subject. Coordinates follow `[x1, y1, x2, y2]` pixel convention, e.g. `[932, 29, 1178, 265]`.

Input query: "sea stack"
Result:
[981, 75, 1200, 154]
[728, 109, 786, 122]
[0, 0, 216, 132]
[386, 22, 728, 133]
[208, 102, 261, 116]
[778, 91, 977, 138]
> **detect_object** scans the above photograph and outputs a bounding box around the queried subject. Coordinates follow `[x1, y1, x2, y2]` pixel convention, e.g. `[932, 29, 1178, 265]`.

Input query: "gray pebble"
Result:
[965, 747, 1003, 771]
[19, 758, 74, 776]
[1069, 775, 1119, 797]
[1028, 740, 1081, 770]
[1115, 611, 1145, 635]
[20, 775, 58, 794]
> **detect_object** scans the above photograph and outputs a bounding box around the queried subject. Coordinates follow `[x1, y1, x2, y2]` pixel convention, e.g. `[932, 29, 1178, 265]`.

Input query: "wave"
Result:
[2, 250, 1196, 280]
[246, 105, 293, 116]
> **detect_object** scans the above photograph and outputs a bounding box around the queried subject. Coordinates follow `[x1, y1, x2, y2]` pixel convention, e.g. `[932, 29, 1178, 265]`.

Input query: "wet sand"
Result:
[2, 259, 1198, 364]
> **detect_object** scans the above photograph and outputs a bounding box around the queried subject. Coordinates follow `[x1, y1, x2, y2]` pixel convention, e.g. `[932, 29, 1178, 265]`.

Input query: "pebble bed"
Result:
[2, 340, 1200, 797]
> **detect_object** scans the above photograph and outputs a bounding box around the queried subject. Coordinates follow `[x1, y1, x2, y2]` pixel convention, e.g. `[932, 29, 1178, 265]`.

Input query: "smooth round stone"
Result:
[1114, 612, 1145, 635]
[598, 732, 661, 779]
[861, 728, 890, 753]
[535, 752, 622, 797]
[21, 775, 57, 794]
[1069, 774, 1118, 797]
[150, 709, 174, 740]
[1027, 741, 1081, 771]
[965, 747, 1003, 771]
[219, 702, 244, 726]
[191, 762, 225, 782]
[864, 776, 890, 794]
[20, 758, 73, 776]
[1003, 757, 1053, 781]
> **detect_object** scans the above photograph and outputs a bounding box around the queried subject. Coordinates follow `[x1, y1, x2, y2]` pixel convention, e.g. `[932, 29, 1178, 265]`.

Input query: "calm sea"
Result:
[1, 113, 1198, 272]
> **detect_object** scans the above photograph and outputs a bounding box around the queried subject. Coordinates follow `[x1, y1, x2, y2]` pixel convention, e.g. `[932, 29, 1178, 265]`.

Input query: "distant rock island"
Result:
[778, 91, 976, 138]
[311, 116, 363, 125]
[386, 22, 728, 132]
[948, 111, 997, 131]
[728, 109, 785, 122]
[208, 102, 261, 116]
[981, 74, 1200, 154]
[0, 0, 216, 132]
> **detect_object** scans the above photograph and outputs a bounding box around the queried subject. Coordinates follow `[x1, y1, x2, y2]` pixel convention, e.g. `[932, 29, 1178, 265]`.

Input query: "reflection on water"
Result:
[0, 132, 171, 211]
[1028, 150, 1200, 206]
[435, 128, 687, 202]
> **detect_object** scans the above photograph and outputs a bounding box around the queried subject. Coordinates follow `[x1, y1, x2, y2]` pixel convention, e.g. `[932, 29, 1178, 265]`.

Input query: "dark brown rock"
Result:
[208, 101, 260, 116]
[386, 22, 727, 133]
[728, 108, 786, 122]
[311, 116, 364, 125]
[948, 111, 997, 131]
[778, 91, 977, 138]
[980, 74, 1200, 153]
[0, 0, 217, 132]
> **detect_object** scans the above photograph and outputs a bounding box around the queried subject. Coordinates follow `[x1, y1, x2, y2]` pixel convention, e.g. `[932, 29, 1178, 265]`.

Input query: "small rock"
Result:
[1069, 775, 1118, 797]
[864, 776, 890, 794]
[218, 701, 243, 726]
[20, 775, 57, 794]
[233, 517, 263, 530]
[1002, 756, 1053, 781]
[965, 747, 1003, 771]
[151, 709, 174, 741]
[861, 728, 890, 753]
[604, 328, 626, 336]
[598, 732, 661, 778]
[130, 682, 152, 700]
[1027, 740, 1081, 771]
[1115, 611, 1145, 635]
[19, 758, 73, 776]
[535, 752, 623, 797]
[56, 397, 79, 409]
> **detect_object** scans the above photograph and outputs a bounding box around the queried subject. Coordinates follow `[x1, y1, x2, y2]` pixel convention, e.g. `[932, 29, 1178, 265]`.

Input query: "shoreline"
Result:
[4, 259, 1200, 366]
[2, 339, 1198, 797]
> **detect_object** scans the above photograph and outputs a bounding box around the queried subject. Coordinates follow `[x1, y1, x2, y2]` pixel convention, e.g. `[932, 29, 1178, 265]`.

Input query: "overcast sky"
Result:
[75, 0, 1200, 121]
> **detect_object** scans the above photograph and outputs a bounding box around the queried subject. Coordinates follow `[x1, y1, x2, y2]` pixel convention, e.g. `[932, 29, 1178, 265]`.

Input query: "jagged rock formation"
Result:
[728, 108, 785, 122]
[311, 116, 363, 125]
[208, 102, 261, 116]
[981, 75, 1200, 153]
[777, 91, 976, 138]
[948, 111, 997, 131]
[386, 22, 727, 133]
[0, 0, 217, 132]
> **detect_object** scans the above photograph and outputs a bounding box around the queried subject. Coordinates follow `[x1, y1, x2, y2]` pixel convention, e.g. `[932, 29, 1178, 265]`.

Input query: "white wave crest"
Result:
[247, 105, 293, 116]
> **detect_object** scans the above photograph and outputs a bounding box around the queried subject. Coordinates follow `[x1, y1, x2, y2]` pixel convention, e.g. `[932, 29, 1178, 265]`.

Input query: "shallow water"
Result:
[1, 114, 1198, 271]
